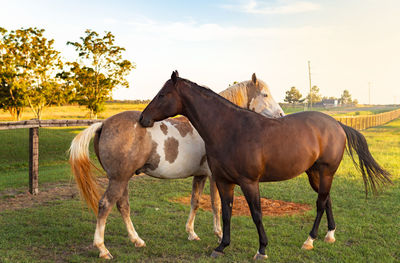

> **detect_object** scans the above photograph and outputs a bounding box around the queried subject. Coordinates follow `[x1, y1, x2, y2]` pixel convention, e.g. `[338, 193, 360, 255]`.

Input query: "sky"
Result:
[1, 0, 399, 104]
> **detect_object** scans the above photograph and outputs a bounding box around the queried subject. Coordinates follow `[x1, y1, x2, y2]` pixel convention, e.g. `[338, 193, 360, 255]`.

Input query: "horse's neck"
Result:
[219, 84, 248, 109]
[180, 85, 237, 144]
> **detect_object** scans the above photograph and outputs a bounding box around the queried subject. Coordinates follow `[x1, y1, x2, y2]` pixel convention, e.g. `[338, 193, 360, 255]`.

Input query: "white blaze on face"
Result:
[146, 121, 207, 179]
[250, 81, 285, 117]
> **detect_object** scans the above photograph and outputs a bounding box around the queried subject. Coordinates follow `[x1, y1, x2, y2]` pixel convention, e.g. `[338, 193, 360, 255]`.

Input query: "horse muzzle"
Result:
[139, 114, 154, 127]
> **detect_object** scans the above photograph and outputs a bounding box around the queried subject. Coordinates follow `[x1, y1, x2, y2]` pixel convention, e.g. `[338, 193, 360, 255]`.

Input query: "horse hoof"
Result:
[210, 250, 224, 258]
[324, 229, 336, 243]
[99, 252, 113, 259]
[301, 243, 314, 250]
[302, 236, 314, 250]
[324, 236, 336, 243]
[188, 234, 200, 241]
[135, 239, 146, 247]
[253, 251, 268, 260]
[215, 232, 223, 243]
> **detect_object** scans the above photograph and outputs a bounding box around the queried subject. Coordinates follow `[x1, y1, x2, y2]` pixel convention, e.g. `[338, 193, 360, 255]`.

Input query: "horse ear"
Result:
[171, 70, 179, 84]
[252, 73, 257, 84]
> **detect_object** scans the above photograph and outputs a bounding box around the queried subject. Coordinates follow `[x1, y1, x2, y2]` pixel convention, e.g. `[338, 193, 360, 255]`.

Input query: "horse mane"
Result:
[218, 81, 251, 108]
[181, 79, 254, 114]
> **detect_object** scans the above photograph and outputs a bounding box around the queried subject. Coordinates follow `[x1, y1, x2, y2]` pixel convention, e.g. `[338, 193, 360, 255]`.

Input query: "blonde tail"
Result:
[69, 122, 103, 215]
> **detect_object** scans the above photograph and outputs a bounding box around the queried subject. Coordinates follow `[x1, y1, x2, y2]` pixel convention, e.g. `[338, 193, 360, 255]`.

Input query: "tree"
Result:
[24, 28, 64, 119]
[284, 86, 302, 103]
[306, 85, 322, 104]
[0, 27, 64, 120]
[65, 30, 134, 119]
[0, 27, 29, 120]
[340, 90, 353, 104]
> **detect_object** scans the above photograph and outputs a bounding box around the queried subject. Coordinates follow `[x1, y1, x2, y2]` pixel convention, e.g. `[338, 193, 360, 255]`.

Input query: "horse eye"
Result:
[263, 94, 268, 98]
[159, 94, 165, 98]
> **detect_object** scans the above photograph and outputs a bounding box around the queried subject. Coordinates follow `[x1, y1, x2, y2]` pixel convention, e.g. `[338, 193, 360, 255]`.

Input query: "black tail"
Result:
[339, 122, 392, 196]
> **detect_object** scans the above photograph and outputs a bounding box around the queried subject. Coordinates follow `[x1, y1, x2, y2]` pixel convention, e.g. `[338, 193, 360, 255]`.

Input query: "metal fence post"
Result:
[29, 127, 39, 195]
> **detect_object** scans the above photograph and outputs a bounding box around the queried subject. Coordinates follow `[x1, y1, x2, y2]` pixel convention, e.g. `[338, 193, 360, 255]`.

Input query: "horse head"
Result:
[247, 73, 285, 118]
[140, 70, 183, 127]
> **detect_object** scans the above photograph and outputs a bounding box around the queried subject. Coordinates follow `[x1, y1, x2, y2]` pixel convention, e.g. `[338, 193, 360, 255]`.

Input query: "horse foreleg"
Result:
[186, 175, 207, 241]
[210, 181, 235, 258]
[240, 181, 268, 260]
[93, 179, 126, 259]
[117, 184, 146, 247]
[209, 176, 222, 241]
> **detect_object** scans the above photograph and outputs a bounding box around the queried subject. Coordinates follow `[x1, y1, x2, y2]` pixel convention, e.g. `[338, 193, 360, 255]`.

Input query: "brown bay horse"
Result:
[69, 74, 284, 259]
[139, 71, 392, 260]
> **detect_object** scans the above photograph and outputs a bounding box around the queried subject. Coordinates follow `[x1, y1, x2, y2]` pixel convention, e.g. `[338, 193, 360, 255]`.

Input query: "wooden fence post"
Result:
[29, 127, 39, 195]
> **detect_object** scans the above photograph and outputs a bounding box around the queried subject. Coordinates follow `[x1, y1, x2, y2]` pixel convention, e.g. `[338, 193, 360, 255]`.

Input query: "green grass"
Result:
[0, 118, 399, 262]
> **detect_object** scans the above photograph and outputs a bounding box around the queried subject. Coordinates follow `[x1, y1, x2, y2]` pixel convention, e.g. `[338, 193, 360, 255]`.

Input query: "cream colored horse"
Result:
[69, 73, 284, 259]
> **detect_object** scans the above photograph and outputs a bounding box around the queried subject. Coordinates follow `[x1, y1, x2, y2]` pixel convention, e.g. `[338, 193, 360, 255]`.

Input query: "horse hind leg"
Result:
[117, 183, 146, 247]
[93, 178, 127, 259]
[302, 166, 335, 250]
[186, 175, 207, 241]
[324, 195, 336, 243]
[209, 176, 222, 241]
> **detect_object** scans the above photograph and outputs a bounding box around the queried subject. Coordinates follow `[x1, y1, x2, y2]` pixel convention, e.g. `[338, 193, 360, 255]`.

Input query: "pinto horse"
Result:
[139, 71, 392, 260]
[69, 74, 284, 259]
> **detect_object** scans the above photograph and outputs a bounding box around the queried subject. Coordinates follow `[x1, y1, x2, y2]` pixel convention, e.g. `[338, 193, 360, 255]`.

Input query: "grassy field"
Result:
[0, 103, 148, 121]
[0, 113, 399, 262]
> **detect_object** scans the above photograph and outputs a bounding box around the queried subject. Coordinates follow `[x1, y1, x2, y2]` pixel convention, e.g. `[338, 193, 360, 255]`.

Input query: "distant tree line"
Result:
[107, 99, 151, 104]
[0, 27, 134, 120]
[284, 86, 358, 106]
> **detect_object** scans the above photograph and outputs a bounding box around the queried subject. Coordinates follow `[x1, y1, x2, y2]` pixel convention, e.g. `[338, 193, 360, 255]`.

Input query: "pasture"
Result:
[0, 109, 399, 262]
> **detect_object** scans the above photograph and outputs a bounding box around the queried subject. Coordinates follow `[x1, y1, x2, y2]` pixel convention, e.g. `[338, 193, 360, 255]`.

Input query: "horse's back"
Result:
[257, 111, 346, 181]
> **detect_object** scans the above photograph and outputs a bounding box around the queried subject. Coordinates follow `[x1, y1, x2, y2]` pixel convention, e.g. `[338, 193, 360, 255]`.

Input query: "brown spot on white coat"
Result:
[160, 123, 168, 135]
[164, 137, 179, 163]
[166, 117, 193, 137]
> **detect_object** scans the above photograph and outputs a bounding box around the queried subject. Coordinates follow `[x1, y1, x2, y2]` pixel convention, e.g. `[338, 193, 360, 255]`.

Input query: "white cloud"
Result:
[223, 0, 320, 15]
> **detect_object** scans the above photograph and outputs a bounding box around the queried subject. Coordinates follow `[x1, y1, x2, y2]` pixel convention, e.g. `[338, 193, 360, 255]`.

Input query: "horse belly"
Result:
[143, 121, 207, 179]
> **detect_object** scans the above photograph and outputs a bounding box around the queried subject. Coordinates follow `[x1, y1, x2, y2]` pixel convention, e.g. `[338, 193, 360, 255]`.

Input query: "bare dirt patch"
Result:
[0, 177, 110, 211]
[174, 194, 312, 216]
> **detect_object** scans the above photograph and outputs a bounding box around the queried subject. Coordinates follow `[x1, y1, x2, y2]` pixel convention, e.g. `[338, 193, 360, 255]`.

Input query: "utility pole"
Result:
[308, 61, 312, 109]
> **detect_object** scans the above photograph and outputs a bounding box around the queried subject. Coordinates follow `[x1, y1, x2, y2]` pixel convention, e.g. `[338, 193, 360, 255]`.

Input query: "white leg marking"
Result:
[123, 216, 146, 247]
[186, 208, 200, 240]
[324, 229, 336, 243]
[93, 220, 113, 259]
[302, 236, 315, 250]
[253, 250, 268, 260]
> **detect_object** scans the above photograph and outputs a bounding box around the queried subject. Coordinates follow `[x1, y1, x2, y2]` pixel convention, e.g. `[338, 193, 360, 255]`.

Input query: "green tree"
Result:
[65, 30, 134, 119]
[0, 27, 29, 120]
[284, 86, 302, 103]
[306, 85, 322, 105]
[340, 90, 353, 104]
[0, 27, 64, 120]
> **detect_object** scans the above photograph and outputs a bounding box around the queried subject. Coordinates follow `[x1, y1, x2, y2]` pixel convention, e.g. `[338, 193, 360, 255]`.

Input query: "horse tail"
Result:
[339, 122, 392, 196]
[69, 122, 103, 215]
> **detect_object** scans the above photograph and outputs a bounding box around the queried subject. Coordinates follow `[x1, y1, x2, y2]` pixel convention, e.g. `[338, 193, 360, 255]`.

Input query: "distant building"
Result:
[314, 99, 339, 108]
[322, 99, 339, 107]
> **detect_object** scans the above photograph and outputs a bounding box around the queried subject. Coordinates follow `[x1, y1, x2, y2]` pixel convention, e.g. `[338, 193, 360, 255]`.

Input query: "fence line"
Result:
[0, 119, 102, 194]
[333, 108, 400, 130]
